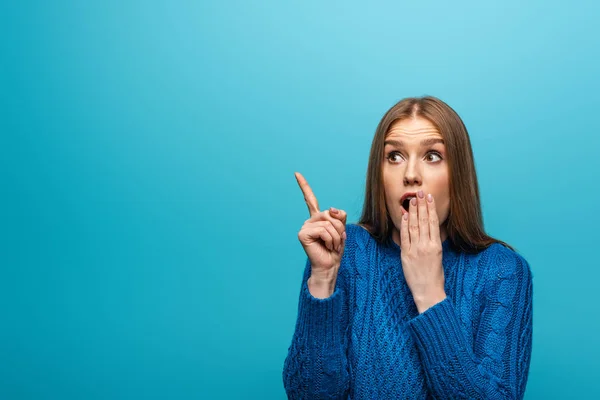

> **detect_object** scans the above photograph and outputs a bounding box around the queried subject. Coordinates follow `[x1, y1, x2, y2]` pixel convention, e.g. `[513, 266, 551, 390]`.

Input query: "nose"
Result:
[403, 159, 422, 186]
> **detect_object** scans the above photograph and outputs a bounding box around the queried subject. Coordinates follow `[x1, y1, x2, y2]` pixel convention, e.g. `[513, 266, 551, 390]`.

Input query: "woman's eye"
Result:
[387, 151, 403, 163]
[426, 152, 442, 162]
[387, 151, 442, 163]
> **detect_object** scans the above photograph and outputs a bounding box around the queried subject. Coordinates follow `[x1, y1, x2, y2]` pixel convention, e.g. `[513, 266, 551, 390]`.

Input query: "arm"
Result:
[407, 247, 533, 399]
[282, 257, 351, 400]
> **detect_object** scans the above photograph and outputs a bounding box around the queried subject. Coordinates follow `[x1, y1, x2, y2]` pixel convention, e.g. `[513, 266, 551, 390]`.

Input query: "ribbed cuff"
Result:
[408, 297, 479, 381]
[297, 281, 344, 346]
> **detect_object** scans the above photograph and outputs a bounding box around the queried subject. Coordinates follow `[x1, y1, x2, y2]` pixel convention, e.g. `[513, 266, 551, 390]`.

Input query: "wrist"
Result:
[307, 276, 336, 299]
[414, 289, 447, 314]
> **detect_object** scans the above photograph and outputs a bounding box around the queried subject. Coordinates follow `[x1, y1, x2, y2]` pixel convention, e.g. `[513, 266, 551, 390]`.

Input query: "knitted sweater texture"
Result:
[283, 223, 533, 399]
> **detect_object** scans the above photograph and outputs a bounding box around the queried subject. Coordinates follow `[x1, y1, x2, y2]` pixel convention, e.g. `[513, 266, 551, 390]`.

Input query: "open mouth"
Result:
[402, 197, 414, 212]
[401, 195, 416, 212]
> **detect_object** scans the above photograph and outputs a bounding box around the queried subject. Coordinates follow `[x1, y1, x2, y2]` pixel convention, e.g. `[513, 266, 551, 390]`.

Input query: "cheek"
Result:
[382, 169, 397, 199]
[437, 197, 450, 223]
[430, 175, 450, 220]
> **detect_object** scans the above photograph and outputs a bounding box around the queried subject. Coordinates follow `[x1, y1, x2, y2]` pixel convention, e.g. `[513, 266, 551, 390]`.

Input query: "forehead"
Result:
[385, 117, 442, 141]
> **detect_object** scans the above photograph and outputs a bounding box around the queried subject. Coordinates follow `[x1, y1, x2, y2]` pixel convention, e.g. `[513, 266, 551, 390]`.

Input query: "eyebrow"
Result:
[384, 138, 445, 147]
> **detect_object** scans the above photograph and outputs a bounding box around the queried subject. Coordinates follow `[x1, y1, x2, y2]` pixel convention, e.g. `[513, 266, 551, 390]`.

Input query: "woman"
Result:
[282, 96, 533, 399]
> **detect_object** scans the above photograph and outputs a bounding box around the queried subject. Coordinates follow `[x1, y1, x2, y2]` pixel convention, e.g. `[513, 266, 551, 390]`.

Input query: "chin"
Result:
[390, 213, 402, 230]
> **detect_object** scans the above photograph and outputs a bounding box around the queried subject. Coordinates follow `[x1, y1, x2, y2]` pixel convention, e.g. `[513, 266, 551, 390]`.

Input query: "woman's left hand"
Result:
[400, 190, 447, 313]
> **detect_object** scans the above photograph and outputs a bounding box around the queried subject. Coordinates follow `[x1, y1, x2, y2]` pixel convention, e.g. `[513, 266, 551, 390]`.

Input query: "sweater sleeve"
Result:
[282, 258, 351, 399]
[407, 246, 534, 400]
[282, 227, 359, 400]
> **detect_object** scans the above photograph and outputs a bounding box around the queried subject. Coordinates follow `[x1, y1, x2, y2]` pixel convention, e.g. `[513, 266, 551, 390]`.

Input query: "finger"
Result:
[409, 197, 419, 245]
[317, 220, 341, 251]
[328, 208, 347, 230]
[427, 193, 441, 243]
[325, 210, 346, 239]
[339, 230, 346, 253]
[417, 190, 429, 241]
[308, 210, 345, 238]
[329, 207, 347, 226]
[295, 172, 320, 217]
[329, 209, 347, 253]
[306, 220, 342, 250]
[401, 208, 410, 250]
[306, 225, 334, 251]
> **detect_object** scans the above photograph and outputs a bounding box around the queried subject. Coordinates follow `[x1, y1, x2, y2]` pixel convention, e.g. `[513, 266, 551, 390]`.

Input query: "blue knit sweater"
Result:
[283, 223, 533, 399]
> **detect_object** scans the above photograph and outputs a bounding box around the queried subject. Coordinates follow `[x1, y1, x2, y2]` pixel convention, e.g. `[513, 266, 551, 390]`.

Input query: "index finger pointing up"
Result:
[295, 172, 320, 217]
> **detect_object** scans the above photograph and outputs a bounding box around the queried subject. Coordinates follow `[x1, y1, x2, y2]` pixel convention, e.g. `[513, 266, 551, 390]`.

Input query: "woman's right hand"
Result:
[295, 172, 347, 297]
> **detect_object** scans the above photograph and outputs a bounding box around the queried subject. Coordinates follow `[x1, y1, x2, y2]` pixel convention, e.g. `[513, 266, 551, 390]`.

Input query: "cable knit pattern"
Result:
[283, 223, 533, 399]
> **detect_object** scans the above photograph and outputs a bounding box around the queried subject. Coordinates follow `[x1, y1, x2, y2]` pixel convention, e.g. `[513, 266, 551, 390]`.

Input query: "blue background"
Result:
[1, 1, 598, 398]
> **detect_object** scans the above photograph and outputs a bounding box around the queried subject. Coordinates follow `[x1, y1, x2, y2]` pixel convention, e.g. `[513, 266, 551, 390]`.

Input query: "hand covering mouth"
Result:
[400, 192, 417, 212]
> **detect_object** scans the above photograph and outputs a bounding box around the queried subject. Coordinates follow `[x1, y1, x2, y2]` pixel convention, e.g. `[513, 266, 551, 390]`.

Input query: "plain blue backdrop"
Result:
[1, 1, 599, 398]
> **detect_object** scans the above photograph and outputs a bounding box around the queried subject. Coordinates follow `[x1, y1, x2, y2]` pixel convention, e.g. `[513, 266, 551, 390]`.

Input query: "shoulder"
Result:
[339, 223, 377, 277]
[478, 242, 533, 285]
[344, 223, 376, 251]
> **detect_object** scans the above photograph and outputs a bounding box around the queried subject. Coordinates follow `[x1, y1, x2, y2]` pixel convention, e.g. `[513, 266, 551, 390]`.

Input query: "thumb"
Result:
[329, 207, 347, 225]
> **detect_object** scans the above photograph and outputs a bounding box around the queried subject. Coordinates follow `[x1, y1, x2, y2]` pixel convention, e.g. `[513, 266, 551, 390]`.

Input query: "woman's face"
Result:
[382, 116, 450, 245]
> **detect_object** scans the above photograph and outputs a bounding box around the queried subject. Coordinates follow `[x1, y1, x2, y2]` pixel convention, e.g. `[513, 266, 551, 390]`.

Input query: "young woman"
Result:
[282, 96, 533, 399]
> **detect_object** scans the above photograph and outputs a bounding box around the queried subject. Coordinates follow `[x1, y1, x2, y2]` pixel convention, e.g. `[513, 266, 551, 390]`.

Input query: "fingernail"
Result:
[403, 213, 408, 220]
[330, 207, 339, 214]
[411, 198, 417, 206]
[427, 193, 433, 202]
[418, 190, 424, 198]
[342, 231, 347, 240]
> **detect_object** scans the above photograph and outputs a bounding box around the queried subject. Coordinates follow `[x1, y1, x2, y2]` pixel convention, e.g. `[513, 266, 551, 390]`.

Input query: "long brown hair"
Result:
[358, 96, 514, 253]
